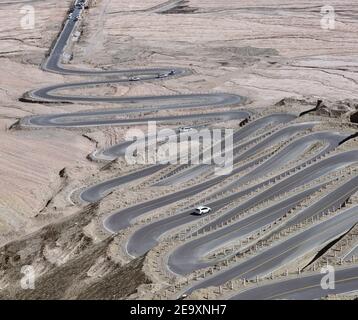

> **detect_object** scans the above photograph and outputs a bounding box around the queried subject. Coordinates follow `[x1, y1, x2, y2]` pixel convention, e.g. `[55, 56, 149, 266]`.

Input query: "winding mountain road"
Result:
[178, 205, 358, 296]
[229, 265, 358, 300]
[12, 0, 358, 300]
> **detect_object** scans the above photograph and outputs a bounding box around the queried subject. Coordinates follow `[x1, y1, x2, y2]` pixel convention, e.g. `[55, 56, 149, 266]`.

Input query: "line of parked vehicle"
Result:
[129, 69, 176, 81]
[68, 0, 86, 21]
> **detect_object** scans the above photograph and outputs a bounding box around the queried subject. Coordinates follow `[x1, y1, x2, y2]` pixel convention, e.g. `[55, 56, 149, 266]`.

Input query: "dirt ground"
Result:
[0, 0, 358, 299]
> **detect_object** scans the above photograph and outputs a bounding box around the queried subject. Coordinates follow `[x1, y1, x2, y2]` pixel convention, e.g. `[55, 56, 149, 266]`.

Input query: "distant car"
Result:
[129, 76, 141, 81]
[168, 70, 175, 75]
[76, 0, 85, 7]
[157, 73, 168, 78]
[193, 206, 212, 216]
[178, 126, 194, 133]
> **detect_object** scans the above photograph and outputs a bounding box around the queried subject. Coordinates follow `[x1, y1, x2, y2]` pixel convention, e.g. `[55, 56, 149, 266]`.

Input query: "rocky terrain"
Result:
[0, 0, 358, 299]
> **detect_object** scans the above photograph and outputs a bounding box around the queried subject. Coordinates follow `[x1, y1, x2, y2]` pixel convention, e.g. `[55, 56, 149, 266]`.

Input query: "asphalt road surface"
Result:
[229, 265, 358, 300]
[106, 130, 348, 232]
[82, 117, 309, 203]
[16, 0, 358, 300]
[23, 1, 247, 128]
[126, 131, 349, 256]
[178, 205, 358, 296]
[168, 175, 358, 275]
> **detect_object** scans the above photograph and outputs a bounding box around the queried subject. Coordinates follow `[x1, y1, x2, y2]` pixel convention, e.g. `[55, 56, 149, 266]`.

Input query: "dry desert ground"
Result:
[0, 0, 358, 300]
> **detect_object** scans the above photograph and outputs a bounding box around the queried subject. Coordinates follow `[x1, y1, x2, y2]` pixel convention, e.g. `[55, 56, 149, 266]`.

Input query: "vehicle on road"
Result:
[157, 70, 175, 78]
[157, 73, 168, 78]
[178, 126, 194, 133]
[129, 76, 141, 81]
[192, 206, 212, 216]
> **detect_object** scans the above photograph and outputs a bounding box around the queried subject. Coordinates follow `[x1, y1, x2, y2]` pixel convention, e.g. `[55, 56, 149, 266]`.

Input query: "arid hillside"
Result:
[0, 0, 358, 300]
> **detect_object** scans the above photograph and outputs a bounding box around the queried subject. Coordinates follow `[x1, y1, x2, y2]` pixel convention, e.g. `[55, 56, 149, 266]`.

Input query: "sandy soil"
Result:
[0, 1, 95, 240]
[0, 0, 358, 299]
